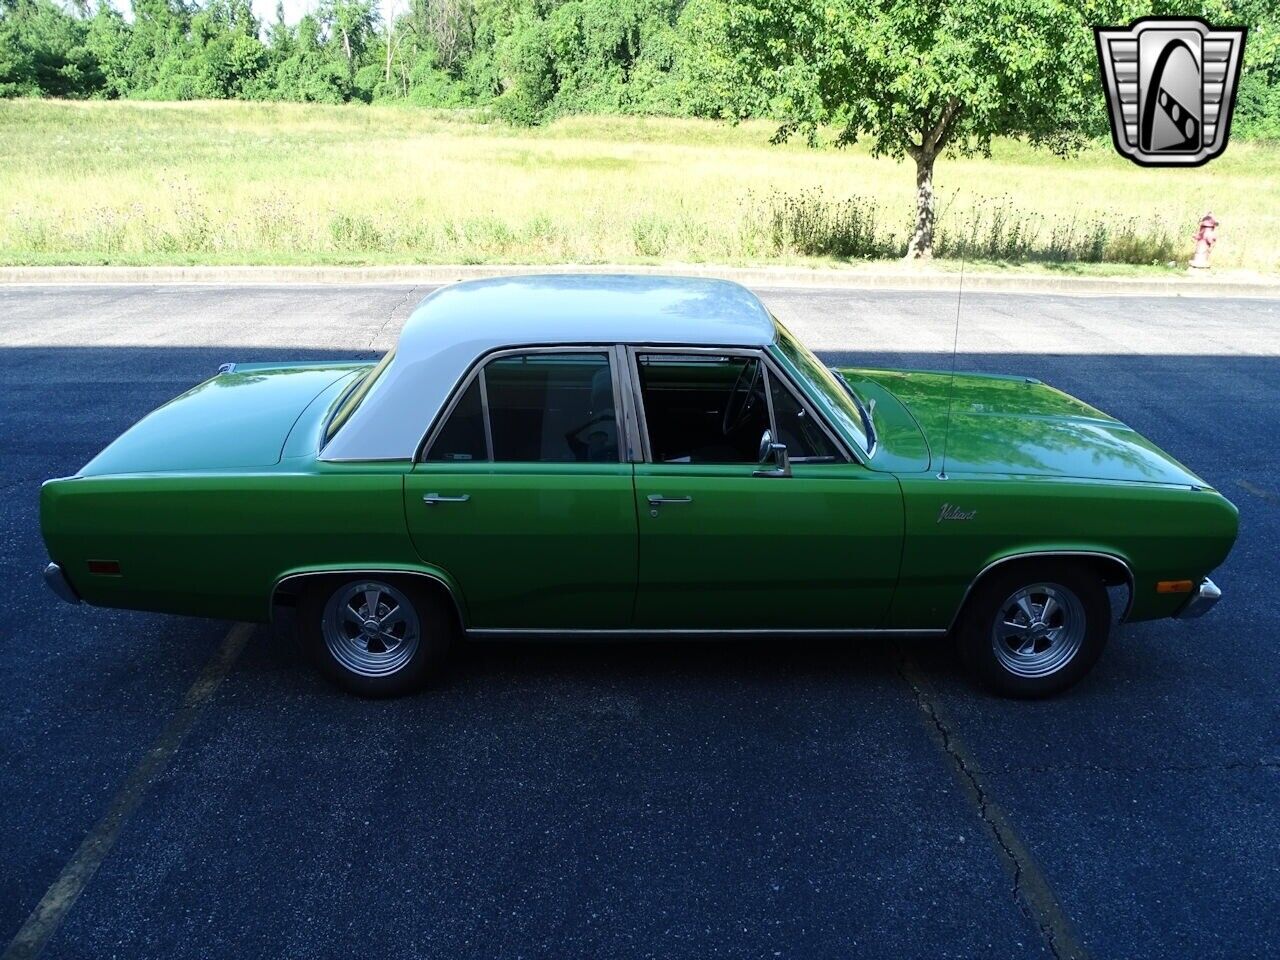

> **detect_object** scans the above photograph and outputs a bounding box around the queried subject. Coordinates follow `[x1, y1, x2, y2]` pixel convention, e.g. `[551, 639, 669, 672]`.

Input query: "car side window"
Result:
[635, 352, 842, 464]
[424, 351, 618, 463]
[769, 373, 840, 461]
[636, 354, 770, 464]
[424, 378, 486, 462]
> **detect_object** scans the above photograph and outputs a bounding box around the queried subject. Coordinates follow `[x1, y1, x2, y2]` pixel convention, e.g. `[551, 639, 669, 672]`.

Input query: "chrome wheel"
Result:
[322, 580, 421, 678]
[990, 582, 1086, 679]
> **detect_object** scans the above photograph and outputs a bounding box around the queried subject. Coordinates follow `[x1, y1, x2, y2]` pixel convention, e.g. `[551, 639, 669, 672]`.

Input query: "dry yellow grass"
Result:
[1, 98, 1276, 272]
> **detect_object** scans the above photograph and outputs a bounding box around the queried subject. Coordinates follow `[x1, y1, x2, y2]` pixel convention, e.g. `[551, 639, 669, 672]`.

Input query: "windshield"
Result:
[771, 320, 872, 455]
[323, 349, 396, 445]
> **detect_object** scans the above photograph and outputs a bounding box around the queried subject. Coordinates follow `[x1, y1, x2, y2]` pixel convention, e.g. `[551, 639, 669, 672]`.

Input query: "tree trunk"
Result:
[906, 151, 936, 259]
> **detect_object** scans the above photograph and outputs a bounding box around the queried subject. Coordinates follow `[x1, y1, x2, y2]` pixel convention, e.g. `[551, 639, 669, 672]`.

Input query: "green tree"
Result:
[0, 0, 100, 97]
[188, 0, 267, 98]
[1232, 0, 1279, 139]
[317, 0, 377, 78]
[719, 0, 1103, 258]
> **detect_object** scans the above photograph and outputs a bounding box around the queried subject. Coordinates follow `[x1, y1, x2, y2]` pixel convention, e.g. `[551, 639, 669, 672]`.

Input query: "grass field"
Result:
[2, 99, 1277, 273]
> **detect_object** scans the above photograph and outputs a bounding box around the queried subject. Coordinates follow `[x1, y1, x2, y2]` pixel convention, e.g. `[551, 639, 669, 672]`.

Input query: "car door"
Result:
[629, 349, 904, 630]
[404, 347, 638, 630]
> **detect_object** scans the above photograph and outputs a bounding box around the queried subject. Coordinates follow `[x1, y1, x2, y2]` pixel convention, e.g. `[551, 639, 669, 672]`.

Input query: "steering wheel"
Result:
[722, 359, 763, 435]
[564, 413, 617, 461]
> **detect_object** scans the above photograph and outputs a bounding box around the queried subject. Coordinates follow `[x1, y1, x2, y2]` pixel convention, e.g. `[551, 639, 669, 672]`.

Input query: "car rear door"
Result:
[404, 347, 638, 630]
[628, 349, 904, 630]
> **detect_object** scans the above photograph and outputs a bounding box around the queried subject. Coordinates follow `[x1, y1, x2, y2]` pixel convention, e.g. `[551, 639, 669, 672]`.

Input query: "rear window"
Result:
[324, 349, 395, 445]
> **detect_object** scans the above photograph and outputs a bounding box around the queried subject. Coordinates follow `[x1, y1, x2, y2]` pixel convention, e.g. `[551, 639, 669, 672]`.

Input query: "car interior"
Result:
[636, 354, 771, 463]
[426, 352, 619, 463]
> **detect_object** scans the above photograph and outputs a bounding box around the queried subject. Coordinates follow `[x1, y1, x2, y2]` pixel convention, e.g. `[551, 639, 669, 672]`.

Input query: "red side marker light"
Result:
[87, 560, 121, 576]
[1156, 580, 1194, 594]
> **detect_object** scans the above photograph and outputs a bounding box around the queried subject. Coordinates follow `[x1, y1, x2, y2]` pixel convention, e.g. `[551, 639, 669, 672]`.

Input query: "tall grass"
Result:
[754, 189, 899, 259]
[0, 99, 1275, 271]
[933, 196, 1180, 264]
[747, 190, 1181, 265]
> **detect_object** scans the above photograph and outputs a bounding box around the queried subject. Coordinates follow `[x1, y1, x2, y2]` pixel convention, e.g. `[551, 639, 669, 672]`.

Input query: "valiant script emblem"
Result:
[1095, 17, 1246, 167]
[937, 503, 976, 523]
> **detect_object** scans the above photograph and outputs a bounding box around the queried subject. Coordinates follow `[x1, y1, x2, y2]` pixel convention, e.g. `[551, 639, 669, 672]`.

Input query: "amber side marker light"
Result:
[1156, 580, 1195, 594]
[87, 560, 121, 576]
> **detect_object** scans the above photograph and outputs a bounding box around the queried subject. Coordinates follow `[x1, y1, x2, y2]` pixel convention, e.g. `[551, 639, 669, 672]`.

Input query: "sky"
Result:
[117, 0, 403, 27]
[251, 0, 404, 25]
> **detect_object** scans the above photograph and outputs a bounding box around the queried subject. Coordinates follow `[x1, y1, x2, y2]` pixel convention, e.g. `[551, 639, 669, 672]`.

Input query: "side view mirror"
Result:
[754, 438, 791, 478]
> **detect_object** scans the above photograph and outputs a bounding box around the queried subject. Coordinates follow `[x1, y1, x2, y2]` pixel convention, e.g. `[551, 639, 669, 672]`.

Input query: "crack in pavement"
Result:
[367, 284, 422, 349]
[898, 656, 1090, 960]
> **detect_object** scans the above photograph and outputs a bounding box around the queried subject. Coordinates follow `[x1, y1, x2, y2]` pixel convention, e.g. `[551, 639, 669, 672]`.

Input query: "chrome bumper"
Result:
[43, 562, 80, 605]
[1175, 577, 1221, 619]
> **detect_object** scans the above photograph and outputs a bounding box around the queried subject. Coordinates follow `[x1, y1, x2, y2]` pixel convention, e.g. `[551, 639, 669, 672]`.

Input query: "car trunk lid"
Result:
[79, 362, 368, 476]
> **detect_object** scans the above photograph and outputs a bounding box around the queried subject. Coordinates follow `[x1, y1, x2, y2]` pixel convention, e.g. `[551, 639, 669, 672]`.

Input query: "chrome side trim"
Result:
[466, 627, 947, 640]
[1174, 577, 1221, 619]
[43, 562, 80, 605]
[270, 568, 467, 627]
[217, 362, 237, 375]
[947, 550, 1137, 631]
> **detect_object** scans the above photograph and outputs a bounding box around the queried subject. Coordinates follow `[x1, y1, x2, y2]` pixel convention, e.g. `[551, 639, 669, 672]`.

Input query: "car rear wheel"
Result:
[957, 562, 1110, 698]
[300, 576, 453, 697]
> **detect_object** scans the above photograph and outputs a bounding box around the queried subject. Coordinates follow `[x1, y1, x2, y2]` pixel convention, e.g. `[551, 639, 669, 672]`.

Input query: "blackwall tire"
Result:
[957, 562, 1110, 699]
[299, 575, 453, 698]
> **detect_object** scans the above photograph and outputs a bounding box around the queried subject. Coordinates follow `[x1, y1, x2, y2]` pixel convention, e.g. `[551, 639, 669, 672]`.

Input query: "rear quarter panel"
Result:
[40, 466, 417, 622]
[892, 474, 1239, 628]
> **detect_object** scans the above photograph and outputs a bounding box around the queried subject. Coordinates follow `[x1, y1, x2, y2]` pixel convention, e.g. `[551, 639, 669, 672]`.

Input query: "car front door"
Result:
[404, 347, 637, 630]
[629, 349, 904, 630]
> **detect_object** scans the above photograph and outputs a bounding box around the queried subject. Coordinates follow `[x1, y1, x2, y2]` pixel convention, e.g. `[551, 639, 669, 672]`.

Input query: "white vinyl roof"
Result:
[319, 274, 778, 461]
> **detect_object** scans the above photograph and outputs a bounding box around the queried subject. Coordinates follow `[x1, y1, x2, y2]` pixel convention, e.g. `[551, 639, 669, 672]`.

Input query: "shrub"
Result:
[753, 189, 899, 259]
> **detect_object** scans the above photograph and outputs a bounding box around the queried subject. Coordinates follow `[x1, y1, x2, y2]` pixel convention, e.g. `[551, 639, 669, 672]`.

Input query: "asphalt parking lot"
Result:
[2, 283, 1278, 959]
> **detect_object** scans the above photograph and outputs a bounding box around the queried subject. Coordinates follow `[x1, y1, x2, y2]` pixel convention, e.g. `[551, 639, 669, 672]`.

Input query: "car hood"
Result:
[839, 367, 1207, 487]
[79, 362, 367, 476]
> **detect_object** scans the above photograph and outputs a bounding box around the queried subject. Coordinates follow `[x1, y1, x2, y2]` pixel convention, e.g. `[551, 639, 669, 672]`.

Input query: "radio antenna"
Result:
[937, 259, 964, 481]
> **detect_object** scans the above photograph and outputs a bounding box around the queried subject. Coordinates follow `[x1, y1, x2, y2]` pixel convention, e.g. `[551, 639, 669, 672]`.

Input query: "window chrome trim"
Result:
[477, 366, 495, 461]
[623, 345, 857, 466]
[611, 344, 643, 462]
[415, 344, 628, 465]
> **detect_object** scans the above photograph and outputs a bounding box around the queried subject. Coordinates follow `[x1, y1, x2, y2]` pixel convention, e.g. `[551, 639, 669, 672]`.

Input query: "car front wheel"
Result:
[300, 576, 453, 697]
[957, 562, 1110, 699]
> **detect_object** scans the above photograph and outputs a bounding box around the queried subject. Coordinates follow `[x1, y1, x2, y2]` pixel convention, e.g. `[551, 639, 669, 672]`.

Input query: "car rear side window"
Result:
[424, 378, 486, 462]
[424, 351, 619, 463]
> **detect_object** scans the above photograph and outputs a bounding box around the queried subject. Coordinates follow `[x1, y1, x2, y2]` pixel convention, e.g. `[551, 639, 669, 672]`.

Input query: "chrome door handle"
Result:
[423, 493, 471, 505]
[646, 494, 693, 505]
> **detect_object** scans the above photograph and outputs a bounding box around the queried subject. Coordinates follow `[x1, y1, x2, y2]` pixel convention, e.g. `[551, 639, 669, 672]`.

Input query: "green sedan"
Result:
[40, 275, 1238, 698]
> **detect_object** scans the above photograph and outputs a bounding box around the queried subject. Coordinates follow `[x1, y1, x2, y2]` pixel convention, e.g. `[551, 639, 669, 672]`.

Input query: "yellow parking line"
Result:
[1238, 479, 1279, 505]
[3, 622, 254, 960]
[900, 656, 1092, 960]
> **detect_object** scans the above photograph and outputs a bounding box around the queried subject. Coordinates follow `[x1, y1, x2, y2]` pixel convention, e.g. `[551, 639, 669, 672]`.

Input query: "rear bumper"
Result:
[1174, 577, 1221, 619]
[43, 562, 80, 605]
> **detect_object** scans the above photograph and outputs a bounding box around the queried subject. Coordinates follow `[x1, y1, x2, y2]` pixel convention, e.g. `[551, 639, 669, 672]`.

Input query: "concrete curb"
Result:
[3, 263, 1279, 298]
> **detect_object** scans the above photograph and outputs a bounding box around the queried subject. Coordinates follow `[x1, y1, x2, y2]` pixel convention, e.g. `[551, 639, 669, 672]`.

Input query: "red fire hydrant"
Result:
[1190, 212, 1218, 270]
